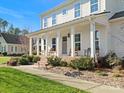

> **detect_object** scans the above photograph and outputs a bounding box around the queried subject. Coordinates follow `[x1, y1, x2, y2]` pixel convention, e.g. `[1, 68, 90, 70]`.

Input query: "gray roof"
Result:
[0, 33, 28, 44]
[110, 11, 124, 20]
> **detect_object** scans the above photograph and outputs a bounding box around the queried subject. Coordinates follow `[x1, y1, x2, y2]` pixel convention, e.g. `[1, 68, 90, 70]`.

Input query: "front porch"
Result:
[29, 16, 109, 58]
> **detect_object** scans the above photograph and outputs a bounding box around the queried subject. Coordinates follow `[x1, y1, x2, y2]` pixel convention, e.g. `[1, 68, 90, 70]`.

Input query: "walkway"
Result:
[13, 65, 124, 93]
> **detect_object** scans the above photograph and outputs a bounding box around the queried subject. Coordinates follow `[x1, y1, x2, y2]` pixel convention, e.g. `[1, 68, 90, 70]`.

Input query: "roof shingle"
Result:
[0, 33, 28, 44]
[110, 11, 124, 20]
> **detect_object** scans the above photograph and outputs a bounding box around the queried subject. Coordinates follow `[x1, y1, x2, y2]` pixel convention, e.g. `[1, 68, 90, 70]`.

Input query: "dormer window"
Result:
[44, 18, 47, 28]
[74, 3, 81, 18]
[52, 14, 56, 25]
[90, 0, 98, 13]
[63, 9, 67, 15]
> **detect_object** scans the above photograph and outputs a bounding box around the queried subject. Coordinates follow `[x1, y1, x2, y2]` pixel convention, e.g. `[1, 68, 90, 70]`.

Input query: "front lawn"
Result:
[0, 67, 88, 93]
[0, 57, 11, 64]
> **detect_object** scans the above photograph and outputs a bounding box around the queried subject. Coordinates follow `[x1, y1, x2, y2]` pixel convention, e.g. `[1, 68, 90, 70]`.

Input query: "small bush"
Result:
[32, 56, 40, 63]
[70, 57, 94, 70]
[27, 56, 34, 62]
[33, 52, 37, 55]
[121, 57, 124, 68]
[97, 52, 122, 68]
[60, 61, 68, 67]
[2, 52, 7, 56]
[19, 57, 29, 65]
[7, 58, 19, 66]
[47, 56, 62, 66]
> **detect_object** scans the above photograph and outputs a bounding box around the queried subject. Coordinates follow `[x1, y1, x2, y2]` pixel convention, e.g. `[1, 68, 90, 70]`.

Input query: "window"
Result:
[39, 38, 41, 44]
[44, 39, 46, 50]
[4, 45, 6, 52]
[52, 38, 56, 51]
[63, 9, 67, 15]
[15, 46, 17, 52]
[44, 18, 47, 28]
[90, 0, 98, 13]
[95, 30, 100, 53]
[74, 3, 80, 18]
[11, 46, 13, 52]
[52, 14, 56, 25]
[75, 34, 81, 51]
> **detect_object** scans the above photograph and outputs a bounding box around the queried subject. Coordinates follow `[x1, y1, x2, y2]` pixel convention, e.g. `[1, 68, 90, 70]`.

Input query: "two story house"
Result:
[28, 0, 124, 58]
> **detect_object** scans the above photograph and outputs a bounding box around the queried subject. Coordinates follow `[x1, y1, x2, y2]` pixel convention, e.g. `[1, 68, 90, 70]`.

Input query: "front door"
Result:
[62, 36, 67, 54]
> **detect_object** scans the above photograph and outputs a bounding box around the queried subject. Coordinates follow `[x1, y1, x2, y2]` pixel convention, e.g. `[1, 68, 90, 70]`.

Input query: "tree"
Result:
[14, 28, 21, 35]
[0, 18, 9, 32]
[0, 18, 4, 32]
[2, 20, 9, 32]
[21, 29, 29, 35]
[8, 24, 15, 34]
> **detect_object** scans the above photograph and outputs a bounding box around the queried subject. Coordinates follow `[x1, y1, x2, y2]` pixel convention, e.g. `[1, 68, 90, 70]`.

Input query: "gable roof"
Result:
[0, 33, 28, 44]
[110, 11, 124, 20]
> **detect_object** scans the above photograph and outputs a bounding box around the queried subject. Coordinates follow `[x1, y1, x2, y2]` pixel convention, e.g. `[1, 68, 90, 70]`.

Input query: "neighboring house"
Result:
[28, 0, 124, 57]
[0, 33, 29, 55]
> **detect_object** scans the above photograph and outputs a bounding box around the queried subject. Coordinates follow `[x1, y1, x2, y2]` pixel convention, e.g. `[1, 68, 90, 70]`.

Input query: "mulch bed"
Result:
[46, 66, 124, 88]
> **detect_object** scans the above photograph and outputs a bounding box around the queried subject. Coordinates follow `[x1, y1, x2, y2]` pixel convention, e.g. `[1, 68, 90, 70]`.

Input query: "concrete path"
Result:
[12, 65, 124, 93]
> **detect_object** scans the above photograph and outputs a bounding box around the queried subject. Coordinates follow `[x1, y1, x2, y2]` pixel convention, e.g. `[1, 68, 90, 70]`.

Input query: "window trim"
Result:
[95, 30, 100, 53]
[90, 0, 99, 13]
[51, 38, 56, 51]
[62, 9, 67, 15]
[52, 14, 57, 25]
[75, 33, 81, 51]
[74, 3, 81, 18]
[44, 17, 48, 28]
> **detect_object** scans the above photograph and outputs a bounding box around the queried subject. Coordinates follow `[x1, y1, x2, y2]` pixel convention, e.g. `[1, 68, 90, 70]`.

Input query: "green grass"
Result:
[0, 57, 11, 64]
[0, 67, 89, 93]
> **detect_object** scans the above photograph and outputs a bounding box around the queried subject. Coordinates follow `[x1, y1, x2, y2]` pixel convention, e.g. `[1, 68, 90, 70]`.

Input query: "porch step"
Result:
[34, 56, 48, 68]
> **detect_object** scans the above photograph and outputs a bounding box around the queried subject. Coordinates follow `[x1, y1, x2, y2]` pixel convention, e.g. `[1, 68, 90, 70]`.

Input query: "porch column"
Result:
[90, 21, 96, 58]
[70, 26, 75, 57]
[56, 31, 60, 56]
[41, 38, 44, 54]
[29, 37, 32, 55]
[36, 38, 39, 56]
[45, 34, 48, 56]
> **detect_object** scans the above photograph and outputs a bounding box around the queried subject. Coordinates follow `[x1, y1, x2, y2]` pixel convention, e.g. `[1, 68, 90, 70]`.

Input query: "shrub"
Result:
[2, 52, 7, 56]
[47, 56, 62, 66]
[97, 52, 122, 68]
[32, 56, 40, 63]
[27, 56, 34, 62]
[121, 57, 124, 68]
[70, 57, 94, 70]
[60, 61, 68, 67]
[7, 58, 19, 66]
[19, 57, 29, 65]
[33, 52, 37, 55]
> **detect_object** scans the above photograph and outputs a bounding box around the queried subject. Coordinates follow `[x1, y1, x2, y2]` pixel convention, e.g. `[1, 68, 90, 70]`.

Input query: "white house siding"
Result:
[7, 44, 27, 55]
[0, 36, 8, 52]
[110, 20, 124, 57]
[41, 0, 106, 29]
[106, 0, 124, 19]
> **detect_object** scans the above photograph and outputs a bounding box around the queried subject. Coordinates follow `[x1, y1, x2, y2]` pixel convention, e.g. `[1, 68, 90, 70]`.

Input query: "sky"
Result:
[0, 0, 65, 32]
